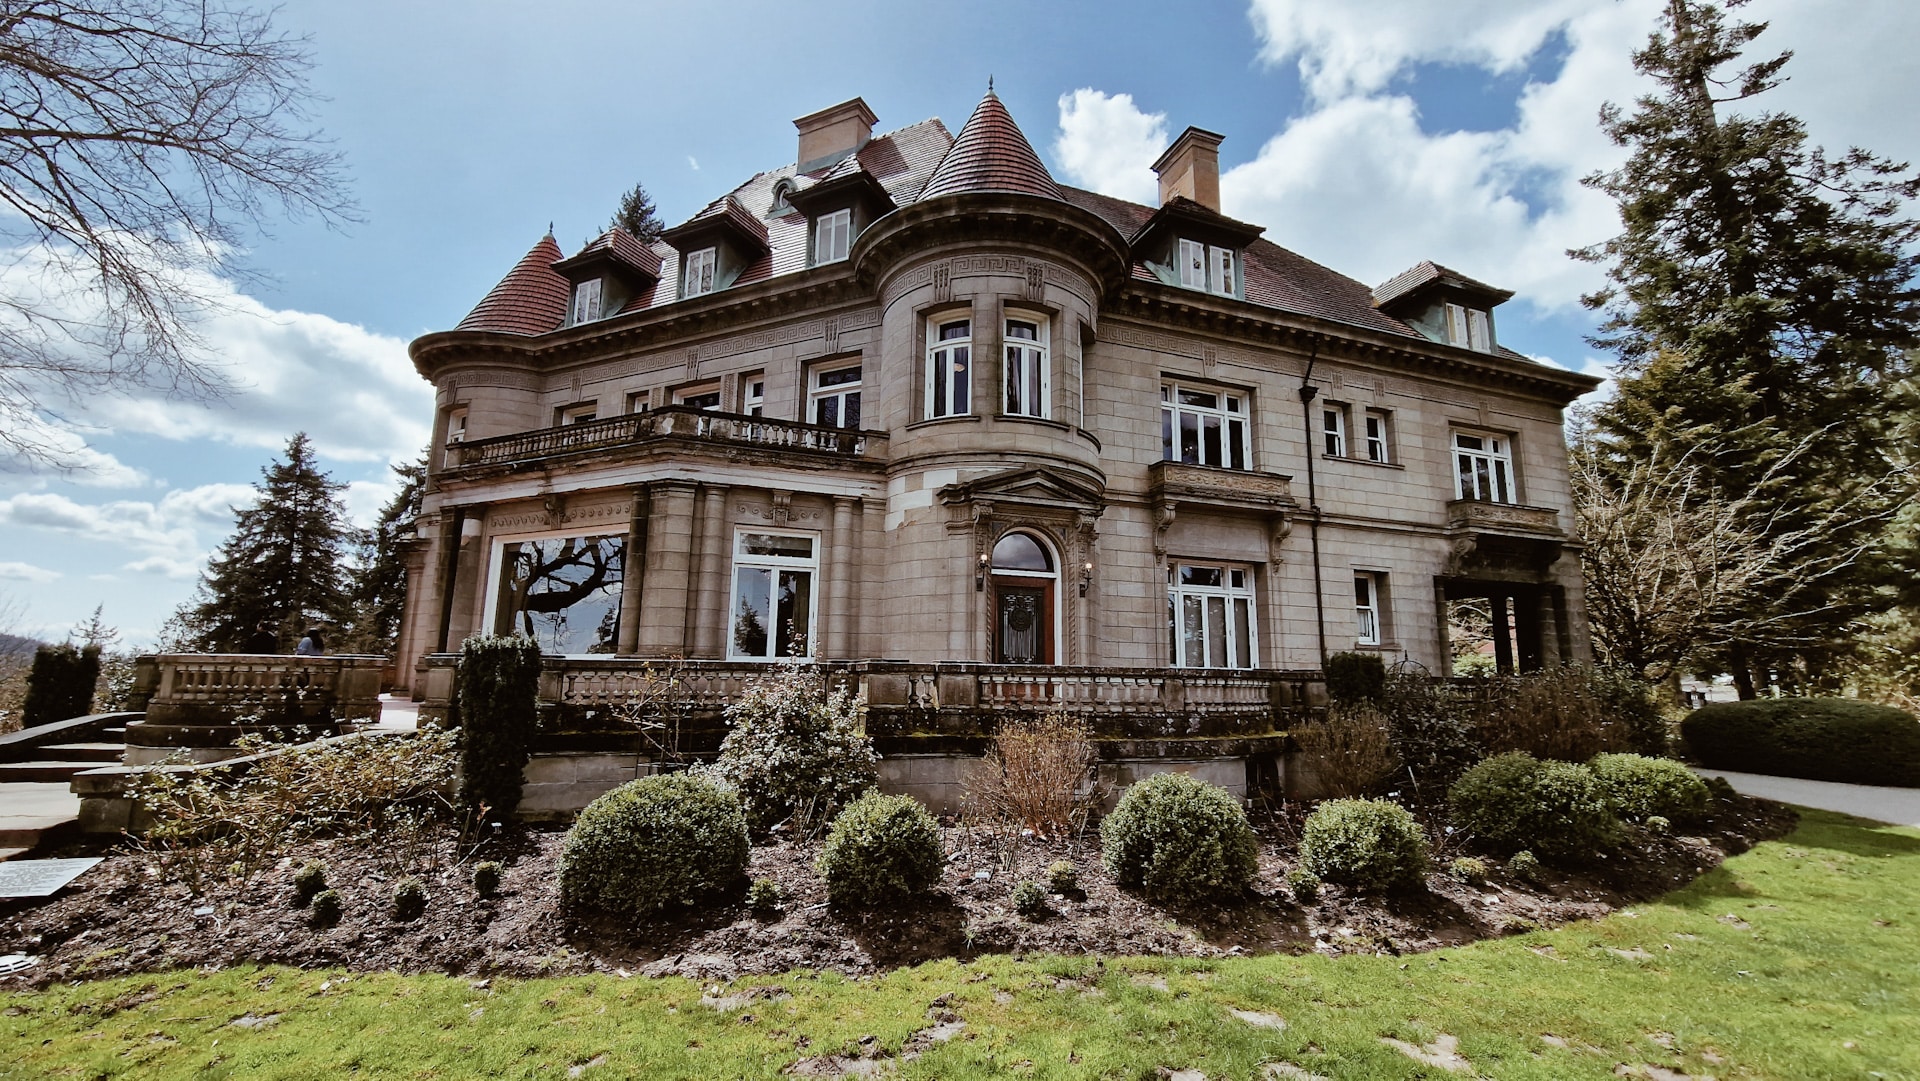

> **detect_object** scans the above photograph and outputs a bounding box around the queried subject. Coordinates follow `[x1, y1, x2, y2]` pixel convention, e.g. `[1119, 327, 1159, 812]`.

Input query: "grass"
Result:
[5, 808, 1917, 1079]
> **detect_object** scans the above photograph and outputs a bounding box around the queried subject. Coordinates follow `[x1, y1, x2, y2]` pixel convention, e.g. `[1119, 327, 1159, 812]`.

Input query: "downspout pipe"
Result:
[1298, 345, 1328, 669]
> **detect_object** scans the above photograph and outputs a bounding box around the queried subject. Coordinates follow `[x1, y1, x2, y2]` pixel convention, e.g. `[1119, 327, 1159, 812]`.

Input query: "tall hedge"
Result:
[1680, 698, 1920, 788]
[1325, 651, 1386, 706]
[21, 644, 101, 727]
[453, 634, 542, 818]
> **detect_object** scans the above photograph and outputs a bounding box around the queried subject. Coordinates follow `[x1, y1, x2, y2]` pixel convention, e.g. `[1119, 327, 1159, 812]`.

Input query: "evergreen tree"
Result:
[1575, 0, 1920, 695]
[174, 433, 355, 652]
[344, 454, 426, 656]
[609, 183, 664, 242]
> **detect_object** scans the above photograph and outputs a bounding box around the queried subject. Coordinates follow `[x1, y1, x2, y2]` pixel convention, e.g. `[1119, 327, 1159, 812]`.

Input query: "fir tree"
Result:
[609, 183, 664, 242]
[344, 454, 426, 656]
[1575, 0, 1920, 695]
[174, 433, 355, 652]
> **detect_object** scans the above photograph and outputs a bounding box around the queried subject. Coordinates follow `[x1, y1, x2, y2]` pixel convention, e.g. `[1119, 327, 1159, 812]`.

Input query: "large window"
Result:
[1003, 316, 1049, 418]
[571, 278, 603, 324]
[925, 317, 972, 419]
[814, 208, 851, 265]
[488, 533, 625, 654]
[1453, 431, 1515, 503]
[1354, 573, 1383, 646]
[684, 247, 718, 298]
[729, 531, 817, 660]
[1177, 238, 1237, 297]
[1167, 562, 1256, 669]
[1161, 383, 1249, 470]
[811, 365, 862, 428]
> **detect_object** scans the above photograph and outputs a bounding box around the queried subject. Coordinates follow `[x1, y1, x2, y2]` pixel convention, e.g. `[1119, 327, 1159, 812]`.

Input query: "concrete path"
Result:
[1695, 768, 1920, 828]
[0, 781, 81, 855]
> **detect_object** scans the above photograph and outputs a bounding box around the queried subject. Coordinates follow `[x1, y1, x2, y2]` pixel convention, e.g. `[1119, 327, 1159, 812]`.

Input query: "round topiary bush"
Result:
[816, 791, 944, 908]
[1100, 772, 1259, 902]
[1297, 798, 1429, 892]
[559, 772, 750, 917]
[1448, 752, 1617, 861]
[1680, 698, 1920, 787]
[1588, 753, 1709, 823]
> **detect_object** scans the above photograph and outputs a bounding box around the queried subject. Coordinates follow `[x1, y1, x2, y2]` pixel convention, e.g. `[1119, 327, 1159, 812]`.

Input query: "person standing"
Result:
[295, 627, 326, 656]
[242, 620, 278, 654]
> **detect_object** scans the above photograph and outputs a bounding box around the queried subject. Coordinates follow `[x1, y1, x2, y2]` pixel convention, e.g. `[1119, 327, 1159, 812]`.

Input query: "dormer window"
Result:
[570, 279, 603, 325]
[1178, 238, 1236, 297]
[813, 208, 851, 265]
[1446, 303, 1493, 352]
[684, 248, 718, 297]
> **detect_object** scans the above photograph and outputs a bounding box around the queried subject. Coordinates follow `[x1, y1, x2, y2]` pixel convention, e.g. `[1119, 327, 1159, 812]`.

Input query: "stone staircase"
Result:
[0, 713, 137, 860]
[0, 726, 125, 783]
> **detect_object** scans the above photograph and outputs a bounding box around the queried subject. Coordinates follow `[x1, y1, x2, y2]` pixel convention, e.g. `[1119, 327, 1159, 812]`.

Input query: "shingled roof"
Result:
[1372, 260, 1514, 308]
[455, 233, 570, 335]
[917, 90, 1063, 202]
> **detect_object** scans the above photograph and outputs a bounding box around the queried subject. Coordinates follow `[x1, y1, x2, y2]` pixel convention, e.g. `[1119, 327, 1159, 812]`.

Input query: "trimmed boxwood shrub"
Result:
[1448, 752, 1617, 860]
[560, 773, 750, 917]
[22, 643, 101, 727]
[1100, 772, 1259, 902]
[1680, 698, 1920, 787]
[1325, 651, 1386, 706]
[816, 791, 944, 908]
[1297, 798, 1429, 892]
[453, 634, 542, 818]
[1588, 753, 1708, 823]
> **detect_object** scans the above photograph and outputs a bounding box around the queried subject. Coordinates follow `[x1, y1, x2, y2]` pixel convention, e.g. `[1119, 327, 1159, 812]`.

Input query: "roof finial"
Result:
[546, 220, 554, 237]
[987, 75, 994, 94]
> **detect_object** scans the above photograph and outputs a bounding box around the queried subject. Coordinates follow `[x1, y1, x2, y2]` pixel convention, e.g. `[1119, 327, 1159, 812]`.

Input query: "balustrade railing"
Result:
[134, 653, 386, 725]
[449, 406, 882, 470]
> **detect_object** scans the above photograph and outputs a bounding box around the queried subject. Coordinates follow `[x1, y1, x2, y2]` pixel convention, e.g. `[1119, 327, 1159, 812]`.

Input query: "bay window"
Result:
[1003, 316, 1049, 418]
[925, 317, 972, 419]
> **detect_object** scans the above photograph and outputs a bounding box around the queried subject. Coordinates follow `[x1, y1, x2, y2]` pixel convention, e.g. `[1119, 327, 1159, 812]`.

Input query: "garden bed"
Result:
[0, 794, 1793, 988]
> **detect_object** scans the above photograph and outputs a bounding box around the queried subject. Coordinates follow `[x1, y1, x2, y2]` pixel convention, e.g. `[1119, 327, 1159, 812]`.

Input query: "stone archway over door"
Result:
[990, 531, 1058, 664]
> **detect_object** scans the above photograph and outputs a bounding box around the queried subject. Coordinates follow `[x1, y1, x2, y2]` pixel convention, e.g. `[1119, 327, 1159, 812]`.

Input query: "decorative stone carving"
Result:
[1147, 461, 1296, 512]
[1153, 502, 1177, 557]
[823, 316, 839, 353]
[1025, 265, 1045, 301]
[932, 264, 951, 304]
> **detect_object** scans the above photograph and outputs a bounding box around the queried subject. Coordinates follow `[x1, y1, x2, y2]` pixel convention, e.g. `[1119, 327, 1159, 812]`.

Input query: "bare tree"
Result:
[0, 0, 352, 468]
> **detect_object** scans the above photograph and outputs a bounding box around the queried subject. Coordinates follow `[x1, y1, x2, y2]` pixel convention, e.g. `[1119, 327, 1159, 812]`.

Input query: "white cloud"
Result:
[122, 555, 203, 580]
[688, 155, 700, 171]
[0, 483, 252, 576]
[0, 561, 59, 583]
[344, 475, 401, 531]
[0, 413, 149, 487]
[1053, 89, 1169, 205]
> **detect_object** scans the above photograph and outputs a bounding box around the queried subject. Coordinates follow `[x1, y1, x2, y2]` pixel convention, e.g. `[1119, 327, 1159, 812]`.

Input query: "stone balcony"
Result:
[122, 653, 387, 764]
[1147, 460, 1296, 513]
[445, 405, 888, 475]
[1443, 498, 1566, 578]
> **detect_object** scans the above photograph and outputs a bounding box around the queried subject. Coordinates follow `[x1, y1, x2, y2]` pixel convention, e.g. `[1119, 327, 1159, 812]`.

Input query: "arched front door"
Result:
[990, 531, 1058, 665]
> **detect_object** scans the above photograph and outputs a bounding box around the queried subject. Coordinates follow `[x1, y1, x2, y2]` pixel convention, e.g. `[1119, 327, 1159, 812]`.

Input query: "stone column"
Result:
[1489, 592, 1514, 675]
[692, 484, 731, 658]
[1515, 585, 1545, 672]
[636, 481, 697, 656]
[828, 496, 856, 659]
[616, 487, 650, 655]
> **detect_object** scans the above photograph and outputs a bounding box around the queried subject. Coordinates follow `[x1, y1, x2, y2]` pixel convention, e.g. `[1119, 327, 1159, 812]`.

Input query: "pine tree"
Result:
[344, 454, 426, 656]
[609, 183, 664, 242]
[174, 433, 355, 652]
[1575, 0, 1920, 695]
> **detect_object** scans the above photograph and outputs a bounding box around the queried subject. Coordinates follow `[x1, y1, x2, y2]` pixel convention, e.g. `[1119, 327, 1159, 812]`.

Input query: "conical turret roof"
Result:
[456, 233, 570, 335]
[917, 90, 1063, 202]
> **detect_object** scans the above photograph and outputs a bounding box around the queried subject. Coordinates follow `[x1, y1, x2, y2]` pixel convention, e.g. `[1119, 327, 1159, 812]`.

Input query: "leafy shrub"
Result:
[1297, 798, 1429, 892]
[472, 861, 503, 898]
[1590, 668, 1669, 757]
[1448, 752, 1617, 860]
[1379, 660, 1482, 797]
[1506, 850, 1543, 882]
[706, 661, 878, 835]
[1292, 702, 1399, 797]
[1680, 697, 1920, 787]
[1100, 773, 1258, 902]
[1473, 667, 1653, 762]
[1287, 867, 1321, 904]
[310, 888, 342, 926]
[816, 791, 944, 908]
[292, 860, 328, 907]
[1046, 860, 1079, 893]
[1325, 652, 1386, 705]
[1447, 856, 1490, 885]
[1588, 753, 1708, 823]
[392, 876, 427, 920]
[1702, 774, 1738, 802]
[560, 773, 750, 917]
[965, 713, 1099, 838]
[1011, 880, 1047, 918]
[747, 877, 782, 916]
[453, 634, 542, 818]
[21, 643, 100, 726]
[1646, 815, 1671, 835]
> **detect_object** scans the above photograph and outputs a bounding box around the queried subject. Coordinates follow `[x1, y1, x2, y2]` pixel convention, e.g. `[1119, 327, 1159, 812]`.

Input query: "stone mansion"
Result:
[398, 91, 1598, 715]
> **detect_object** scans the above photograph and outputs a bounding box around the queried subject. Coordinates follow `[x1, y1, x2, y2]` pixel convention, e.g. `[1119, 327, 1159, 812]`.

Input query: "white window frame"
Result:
[813, 208, 851, 265]
[571, 278, 603, 324]
[481, 528, 628, 656]
[1452, 430, 1516, 504]
[442, 408, 467, 469]
[675, 383, 723, 412]
[925, 316, 973, 419]
[1354, 572, 1383, 647]
[1445, 302, 1493, 352]
[1322, 405, 1348, 457]
[743, 375, 765, 417]
[624, 390, 649, 414]
[1002, 314, 1050, 419]
[1178, 238, 1237, 297]
[1363, 409, 1391, 463]
[1161, 382, 1250, 470]
[810, 364, 862, 429]
[1167, 562, 1258, 669]
[683, 247, 718, 298]
[559, 403, 597, 426]
[727, 529, 820, 661]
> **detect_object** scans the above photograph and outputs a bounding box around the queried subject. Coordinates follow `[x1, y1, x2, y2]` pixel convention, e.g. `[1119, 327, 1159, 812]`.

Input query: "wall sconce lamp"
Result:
[976, 552, 989, 591]
[1079, 561, 1094, 597]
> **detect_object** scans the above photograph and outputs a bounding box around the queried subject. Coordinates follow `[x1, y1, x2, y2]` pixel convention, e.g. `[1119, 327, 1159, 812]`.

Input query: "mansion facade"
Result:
[399, 91, 1598, 701]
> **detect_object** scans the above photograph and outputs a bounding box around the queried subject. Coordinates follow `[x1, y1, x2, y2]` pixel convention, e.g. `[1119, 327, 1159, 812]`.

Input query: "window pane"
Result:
[732, 567, 772, 658]
[1206, 597, 1228, 667]
[1180, 411, 1199, 463]
[1005, 347, 1022, 414]
[1178, 388, 1217, 409]
[818, 367, 860, 388]
[992, 532, 1051, 571]
[774, 570, 812, 657]
[952, 346, 969, 413]
[1027, 352, 1043, 414]
[1233, 599, 1252, 668]
[739, 533, 814, 558]
[1229, 569, 1245, 589]
[1474, 458, 1492, 500]
[492, 535, 625, 655]
[1229, 420, 1247, 471]
[844, 392, 860, 430]
[1355, 576, 1371, 606]
[1167, 593, 1179, 665]
[939, 320, 969, 340]
[1180, 565, 1222, 587]
[1006, 320, 1037, 340]
[931, 350, 948, 416]
[1494, 460, 1511, 503]
[1202, 414, 1222, 465]
[816, 397, 839, 428]
[1161, 408, 1175, 462]
[1182, 596, 1205, 667]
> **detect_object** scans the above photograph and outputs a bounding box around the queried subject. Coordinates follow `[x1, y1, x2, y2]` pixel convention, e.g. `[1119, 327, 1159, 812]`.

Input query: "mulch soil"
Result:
[0, 794, 1795, 988]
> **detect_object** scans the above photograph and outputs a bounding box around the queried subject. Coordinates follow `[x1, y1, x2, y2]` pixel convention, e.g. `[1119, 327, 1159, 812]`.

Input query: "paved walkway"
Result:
[1695, 768, 1920, 828]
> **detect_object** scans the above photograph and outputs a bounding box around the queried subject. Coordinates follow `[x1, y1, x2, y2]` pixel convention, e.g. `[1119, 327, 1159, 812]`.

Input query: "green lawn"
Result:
[6, 809, 1917, 1080]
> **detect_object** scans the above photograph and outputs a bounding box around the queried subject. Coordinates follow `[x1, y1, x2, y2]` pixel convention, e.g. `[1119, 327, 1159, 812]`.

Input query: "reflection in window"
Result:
[1453, 431, 1514, 503]
[926, 318, 971, 419]
[1003, 317, 1048, 418]
[811, 365, 862, 429]
[1160, 383, 1248, 470]
[730, 530, 817, 660]
[490, 534, 625, 654]
[1167, 562, 1256, 669]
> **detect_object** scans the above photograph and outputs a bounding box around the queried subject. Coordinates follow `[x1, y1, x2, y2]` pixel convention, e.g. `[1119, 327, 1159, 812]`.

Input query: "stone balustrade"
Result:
[124, 653, 386, 764]
[446, 404, 885, 471]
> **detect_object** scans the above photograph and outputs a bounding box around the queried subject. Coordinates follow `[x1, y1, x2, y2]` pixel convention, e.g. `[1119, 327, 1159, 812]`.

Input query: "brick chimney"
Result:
[1151, 126, 1224, 211]
[794, 98, 878, 172]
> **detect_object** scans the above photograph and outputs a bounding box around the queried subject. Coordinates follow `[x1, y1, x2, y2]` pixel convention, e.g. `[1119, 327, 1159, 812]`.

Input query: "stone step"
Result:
[38, 742, 123, 763]
[0, 761, 104, 783]
[0, 847, 27, 862]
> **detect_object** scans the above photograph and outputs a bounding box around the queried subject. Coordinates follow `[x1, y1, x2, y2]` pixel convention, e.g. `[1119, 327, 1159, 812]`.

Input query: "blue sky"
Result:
[2, 0, 1915, 645]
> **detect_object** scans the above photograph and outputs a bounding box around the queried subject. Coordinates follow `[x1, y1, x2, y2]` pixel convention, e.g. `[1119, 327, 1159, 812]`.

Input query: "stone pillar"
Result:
[637, 481, 697, 656]
[616, 487, 650, 655]
[828, 496, 856, 659]
[1515, 586, 1545, 671]
[692, 484, 731, 658]
[1489, 592, 1514, 675]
